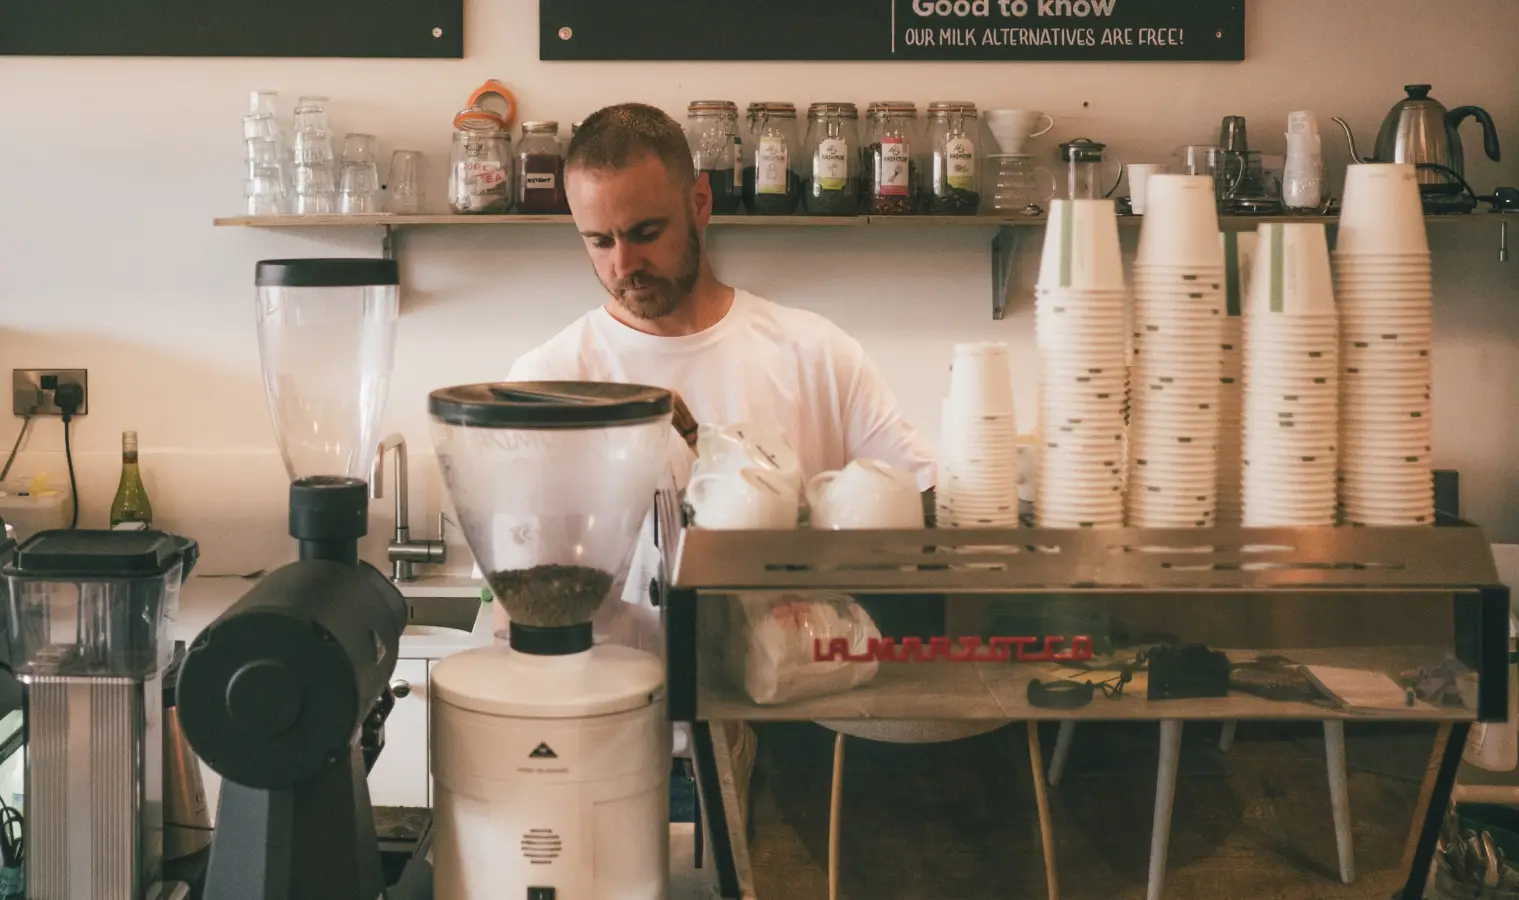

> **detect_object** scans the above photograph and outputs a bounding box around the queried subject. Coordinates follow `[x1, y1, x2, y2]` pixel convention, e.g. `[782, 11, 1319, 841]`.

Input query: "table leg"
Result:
[1026, 722, 1061, 900]
[1049, 720, 1077, 787]
[1323, 720, 1355, 884]
[1148, 719, 1183, 900]
[1396, 722, 1470, 900]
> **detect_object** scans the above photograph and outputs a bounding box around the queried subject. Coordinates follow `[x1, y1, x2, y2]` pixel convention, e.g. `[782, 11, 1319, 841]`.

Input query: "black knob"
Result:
[225, 659, 301, 736]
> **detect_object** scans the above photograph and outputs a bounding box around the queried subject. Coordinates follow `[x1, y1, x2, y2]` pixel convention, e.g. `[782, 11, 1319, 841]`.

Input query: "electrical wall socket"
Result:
[13, 369, 88, 416]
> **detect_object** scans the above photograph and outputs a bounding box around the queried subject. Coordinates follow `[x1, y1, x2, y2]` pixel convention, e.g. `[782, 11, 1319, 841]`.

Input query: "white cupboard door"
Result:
[367, 659, 430, 808]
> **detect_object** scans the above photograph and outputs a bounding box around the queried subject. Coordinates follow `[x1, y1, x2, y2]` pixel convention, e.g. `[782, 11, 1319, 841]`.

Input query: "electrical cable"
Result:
[62, 418, 78, 529]
[54, 385, 83, 530]
[0, 418, 32, 483]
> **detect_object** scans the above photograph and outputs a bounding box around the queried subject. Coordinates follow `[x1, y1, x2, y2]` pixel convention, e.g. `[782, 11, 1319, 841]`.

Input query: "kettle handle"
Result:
[1448, 106, 1502, 163]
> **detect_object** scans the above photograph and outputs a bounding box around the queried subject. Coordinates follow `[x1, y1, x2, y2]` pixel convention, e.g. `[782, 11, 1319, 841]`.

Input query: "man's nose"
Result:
[611, 240, 644, 278]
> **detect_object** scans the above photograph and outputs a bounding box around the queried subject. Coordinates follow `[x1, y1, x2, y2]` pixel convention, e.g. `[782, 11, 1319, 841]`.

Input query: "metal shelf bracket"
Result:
[382, 224, 396, 261]
[991, 225, 1024, 321]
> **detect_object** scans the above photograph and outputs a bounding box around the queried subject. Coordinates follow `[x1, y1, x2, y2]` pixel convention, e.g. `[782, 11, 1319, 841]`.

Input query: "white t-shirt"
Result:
[504, 289, 937, 647]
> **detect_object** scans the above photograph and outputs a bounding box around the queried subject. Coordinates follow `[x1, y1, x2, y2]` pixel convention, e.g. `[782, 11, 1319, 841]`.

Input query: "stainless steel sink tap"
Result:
[372, 433, 447, 582]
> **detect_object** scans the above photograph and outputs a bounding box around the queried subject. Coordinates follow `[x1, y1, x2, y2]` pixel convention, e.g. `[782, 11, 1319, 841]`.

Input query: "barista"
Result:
[506, 102, 938, 826]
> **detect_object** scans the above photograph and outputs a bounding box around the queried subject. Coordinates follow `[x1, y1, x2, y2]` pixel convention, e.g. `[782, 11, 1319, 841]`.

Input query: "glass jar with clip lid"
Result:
[924, 101, 980, 215]
[448, 106, 512, 214]
[685, 101, 744, 215]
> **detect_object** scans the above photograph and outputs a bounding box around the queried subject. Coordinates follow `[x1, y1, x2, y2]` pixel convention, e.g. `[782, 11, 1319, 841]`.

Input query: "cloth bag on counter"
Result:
[728, 592, 881, 705]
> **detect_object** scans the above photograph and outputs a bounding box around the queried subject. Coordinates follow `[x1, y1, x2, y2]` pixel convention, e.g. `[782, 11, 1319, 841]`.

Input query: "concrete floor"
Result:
[691, 720, 1443, 900]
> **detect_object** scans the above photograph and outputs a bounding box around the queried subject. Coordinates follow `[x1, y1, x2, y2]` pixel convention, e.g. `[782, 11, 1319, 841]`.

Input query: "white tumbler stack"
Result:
[1241, 223, 1340, 526]
[1334, 163, 1435, 526]
[1217, 231, 1258, 524]
[1034, 199, 1128, 527]
[937, 342, 1021, 528]
[1126, 176, 1228, 527]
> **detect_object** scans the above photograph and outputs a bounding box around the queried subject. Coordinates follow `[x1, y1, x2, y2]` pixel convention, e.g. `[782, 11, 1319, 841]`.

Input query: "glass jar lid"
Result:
[1059, 137, 1107, 163]
[867, 101, 919, 119]
[808, 102, 859, 119]
[689, 100, 739, 115]
[927, 101, 978, 119]
[521, 121, 560, 135]
[454, 106, 507, 134]
[748, 102, 797, 119]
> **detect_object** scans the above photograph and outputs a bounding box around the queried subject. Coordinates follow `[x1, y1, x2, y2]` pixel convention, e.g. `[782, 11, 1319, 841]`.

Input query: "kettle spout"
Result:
[1331, 116, 1371, 164]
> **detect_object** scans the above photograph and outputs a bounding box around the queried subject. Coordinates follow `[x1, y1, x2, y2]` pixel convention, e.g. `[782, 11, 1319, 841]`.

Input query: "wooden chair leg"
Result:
[1048, 720, 1077, 786]
[1147, 719, 1183, 900]
[1323, 720, 1355, 884]
[1026, 722, 1062, 900]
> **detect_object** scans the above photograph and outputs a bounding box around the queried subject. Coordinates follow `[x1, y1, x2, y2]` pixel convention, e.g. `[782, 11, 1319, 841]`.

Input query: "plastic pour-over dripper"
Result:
[428, 382, 673, 644]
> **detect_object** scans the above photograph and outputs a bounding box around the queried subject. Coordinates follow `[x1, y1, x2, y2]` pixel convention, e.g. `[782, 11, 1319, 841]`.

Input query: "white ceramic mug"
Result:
[695, 422, 803, 491]
[688, 467, 798, 530]
[1126, 164, 1168, 215]
[807, 459, 924, 530]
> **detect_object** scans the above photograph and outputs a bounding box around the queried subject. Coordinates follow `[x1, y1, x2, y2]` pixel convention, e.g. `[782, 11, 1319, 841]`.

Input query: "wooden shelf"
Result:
[213, 211, 1510, 229]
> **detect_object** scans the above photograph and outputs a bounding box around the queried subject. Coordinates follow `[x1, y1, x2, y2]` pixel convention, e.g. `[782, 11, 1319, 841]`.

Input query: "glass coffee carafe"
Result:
[1059, 137, 1122, 200]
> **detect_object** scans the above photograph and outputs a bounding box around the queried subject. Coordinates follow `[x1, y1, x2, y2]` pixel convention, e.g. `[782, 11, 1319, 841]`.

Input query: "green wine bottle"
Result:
[109, 430, 153, 528]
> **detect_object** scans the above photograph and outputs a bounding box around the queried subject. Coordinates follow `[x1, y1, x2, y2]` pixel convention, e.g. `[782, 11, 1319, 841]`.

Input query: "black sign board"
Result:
[542, 0, 1243, 62]
[0, 0, 462, 58]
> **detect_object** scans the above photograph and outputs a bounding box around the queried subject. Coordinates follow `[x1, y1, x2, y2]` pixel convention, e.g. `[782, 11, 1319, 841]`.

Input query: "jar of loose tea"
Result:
[865, 102, 920, 215]
[685, 101, 744, 216]
[802, 102, 861, 217]
[515, 121, 569, 214]
[924, 101, 980, 215]
[448, 106, 512, 214]
[742, 102, 802, 216]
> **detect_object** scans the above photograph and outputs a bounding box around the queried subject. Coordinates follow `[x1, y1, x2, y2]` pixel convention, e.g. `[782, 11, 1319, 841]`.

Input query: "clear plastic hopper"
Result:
[255, 258, 399, 481]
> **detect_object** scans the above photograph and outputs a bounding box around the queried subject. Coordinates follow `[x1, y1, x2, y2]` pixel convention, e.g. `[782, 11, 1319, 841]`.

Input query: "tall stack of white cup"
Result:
[1334, 163, 1435, 526]
[1241, 223, 1340, 526]
[1283, 111, 1324, 212]
[1126, 176, 1226, 528]
[1034, 199, 1128, 527]
[938, 342, 1021, 528]
[1217, 231, 1258, 524]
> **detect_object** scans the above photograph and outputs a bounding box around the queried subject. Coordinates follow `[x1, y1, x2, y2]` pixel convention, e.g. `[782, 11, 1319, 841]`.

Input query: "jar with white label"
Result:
[448, 107, 512, 215]
[865, 102, 920, 215]
[685, 101, 743, 216]
[742, 102, 801, 216]
[515, 121, 569, 214]
[925, 101, 980, 215]
[801, 103, 861, 217]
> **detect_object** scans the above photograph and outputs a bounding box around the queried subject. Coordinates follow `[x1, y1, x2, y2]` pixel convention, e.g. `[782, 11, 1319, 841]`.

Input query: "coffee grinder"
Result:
[2, 529, 196, 900]
[173, 257, 424, 900]
[427, 382, 674, 900]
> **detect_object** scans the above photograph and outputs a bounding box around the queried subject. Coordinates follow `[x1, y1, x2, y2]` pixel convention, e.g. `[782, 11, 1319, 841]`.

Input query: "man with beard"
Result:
[506, 102, 935, 829]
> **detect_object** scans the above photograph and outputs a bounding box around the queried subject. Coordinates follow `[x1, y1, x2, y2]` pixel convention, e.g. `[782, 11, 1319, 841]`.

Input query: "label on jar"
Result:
[815, 138, 849, 191]
[525, 172, 558, 191]
[946, 137, 976, 190]
[732, 137, 744, 192]
[757, 136, 789, 195]
[879, 137, 910, 196]
[465, 160, 507, 189]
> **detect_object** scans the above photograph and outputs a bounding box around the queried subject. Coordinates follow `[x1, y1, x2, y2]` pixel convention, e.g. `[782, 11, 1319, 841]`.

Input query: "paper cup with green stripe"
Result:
[1246, 223, 1336, 316]
[1035, 199, 1126, 290]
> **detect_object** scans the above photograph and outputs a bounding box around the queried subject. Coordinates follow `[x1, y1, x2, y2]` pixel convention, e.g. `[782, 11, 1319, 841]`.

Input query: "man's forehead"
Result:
[567, 158, 684, 228]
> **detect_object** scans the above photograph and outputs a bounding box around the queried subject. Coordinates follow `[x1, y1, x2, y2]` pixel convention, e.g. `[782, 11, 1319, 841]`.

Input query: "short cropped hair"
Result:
[566, 103, 695, 189]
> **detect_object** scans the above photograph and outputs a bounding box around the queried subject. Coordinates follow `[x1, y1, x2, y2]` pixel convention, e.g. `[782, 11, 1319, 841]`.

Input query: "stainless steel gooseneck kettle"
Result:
[1333, 84, 1501, 193]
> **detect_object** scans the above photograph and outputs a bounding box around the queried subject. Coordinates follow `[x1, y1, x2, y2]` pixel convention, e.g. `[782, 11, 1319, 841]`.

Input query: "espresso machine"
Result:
[2, 528, 197, 900]
[428, 382, 674, 900]
[173, 257, 427, 900]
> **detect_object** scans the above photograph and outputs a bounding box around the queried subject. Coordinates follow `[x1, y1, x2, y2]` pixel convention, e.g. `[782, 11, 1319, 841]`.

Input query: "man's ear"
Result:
[691, 172, 714, 226]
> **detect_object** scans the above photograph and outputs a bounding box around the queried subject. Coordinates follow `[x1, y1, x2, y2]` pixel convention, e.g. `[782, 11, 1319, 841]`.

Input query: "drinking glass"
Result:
[294, 164, 337, 215]
[249, 91, 278, 118]
[342, 133, 378, 165]
[388, 151, 425, 214]
[245, 138, 288, 215]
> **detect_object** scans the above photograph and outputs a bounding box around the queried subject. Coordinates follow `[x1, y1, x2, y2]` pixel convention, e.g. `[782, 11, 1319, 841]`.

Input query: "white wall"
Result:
[1, 0, 1517, 574]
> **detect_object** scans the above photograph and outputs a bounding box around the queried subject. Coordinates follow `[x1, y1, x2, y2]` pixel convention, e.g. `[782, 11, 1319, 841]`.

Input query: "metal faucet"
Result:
[371, 433, 447, 582]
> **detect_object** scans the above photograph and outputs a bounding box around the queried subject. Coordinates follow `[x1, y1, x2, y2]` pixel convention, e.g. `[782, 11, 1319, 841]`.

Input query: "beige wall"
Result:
[0, 0, 1516, 572]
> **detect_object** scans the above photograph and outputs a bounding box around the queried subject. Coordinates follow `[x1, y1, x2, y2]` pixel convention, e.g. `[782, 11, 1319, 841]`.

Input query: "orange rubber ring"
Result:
[466, 80, 517, 130]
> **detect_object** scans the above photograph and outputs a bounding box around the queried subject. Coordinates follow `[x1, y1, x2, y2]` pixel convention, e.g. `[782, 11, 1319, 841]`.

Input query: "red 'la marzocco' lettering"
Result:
[813, 635, 1093, 664]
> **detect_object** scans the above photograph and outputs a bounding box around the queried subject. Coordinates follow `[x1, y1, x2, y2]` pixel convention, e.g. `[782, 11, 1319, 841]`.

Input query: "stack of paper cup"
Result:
[1126, 176, 1227, 528]
[938, 342, 1021, 528]
[1034, 199, 1127, 528]
[1334, 163, 1434, 526]
[1216, 231, 1257, 524]
[1241, 223, 1340, 527]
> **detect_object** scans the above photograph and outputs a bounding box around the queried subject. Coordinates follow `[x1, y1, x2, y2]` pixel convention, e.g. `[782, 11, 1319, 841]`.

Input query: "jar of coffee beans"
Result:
[742, 102, 802, 216]
[864, 102, 920, 215]
[448, 106, 512, 214]
[802, 102, 861, 216]
[685, 101, 743, 215]
[924, 101, 980, 215]
[515, 121, 569, 214]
